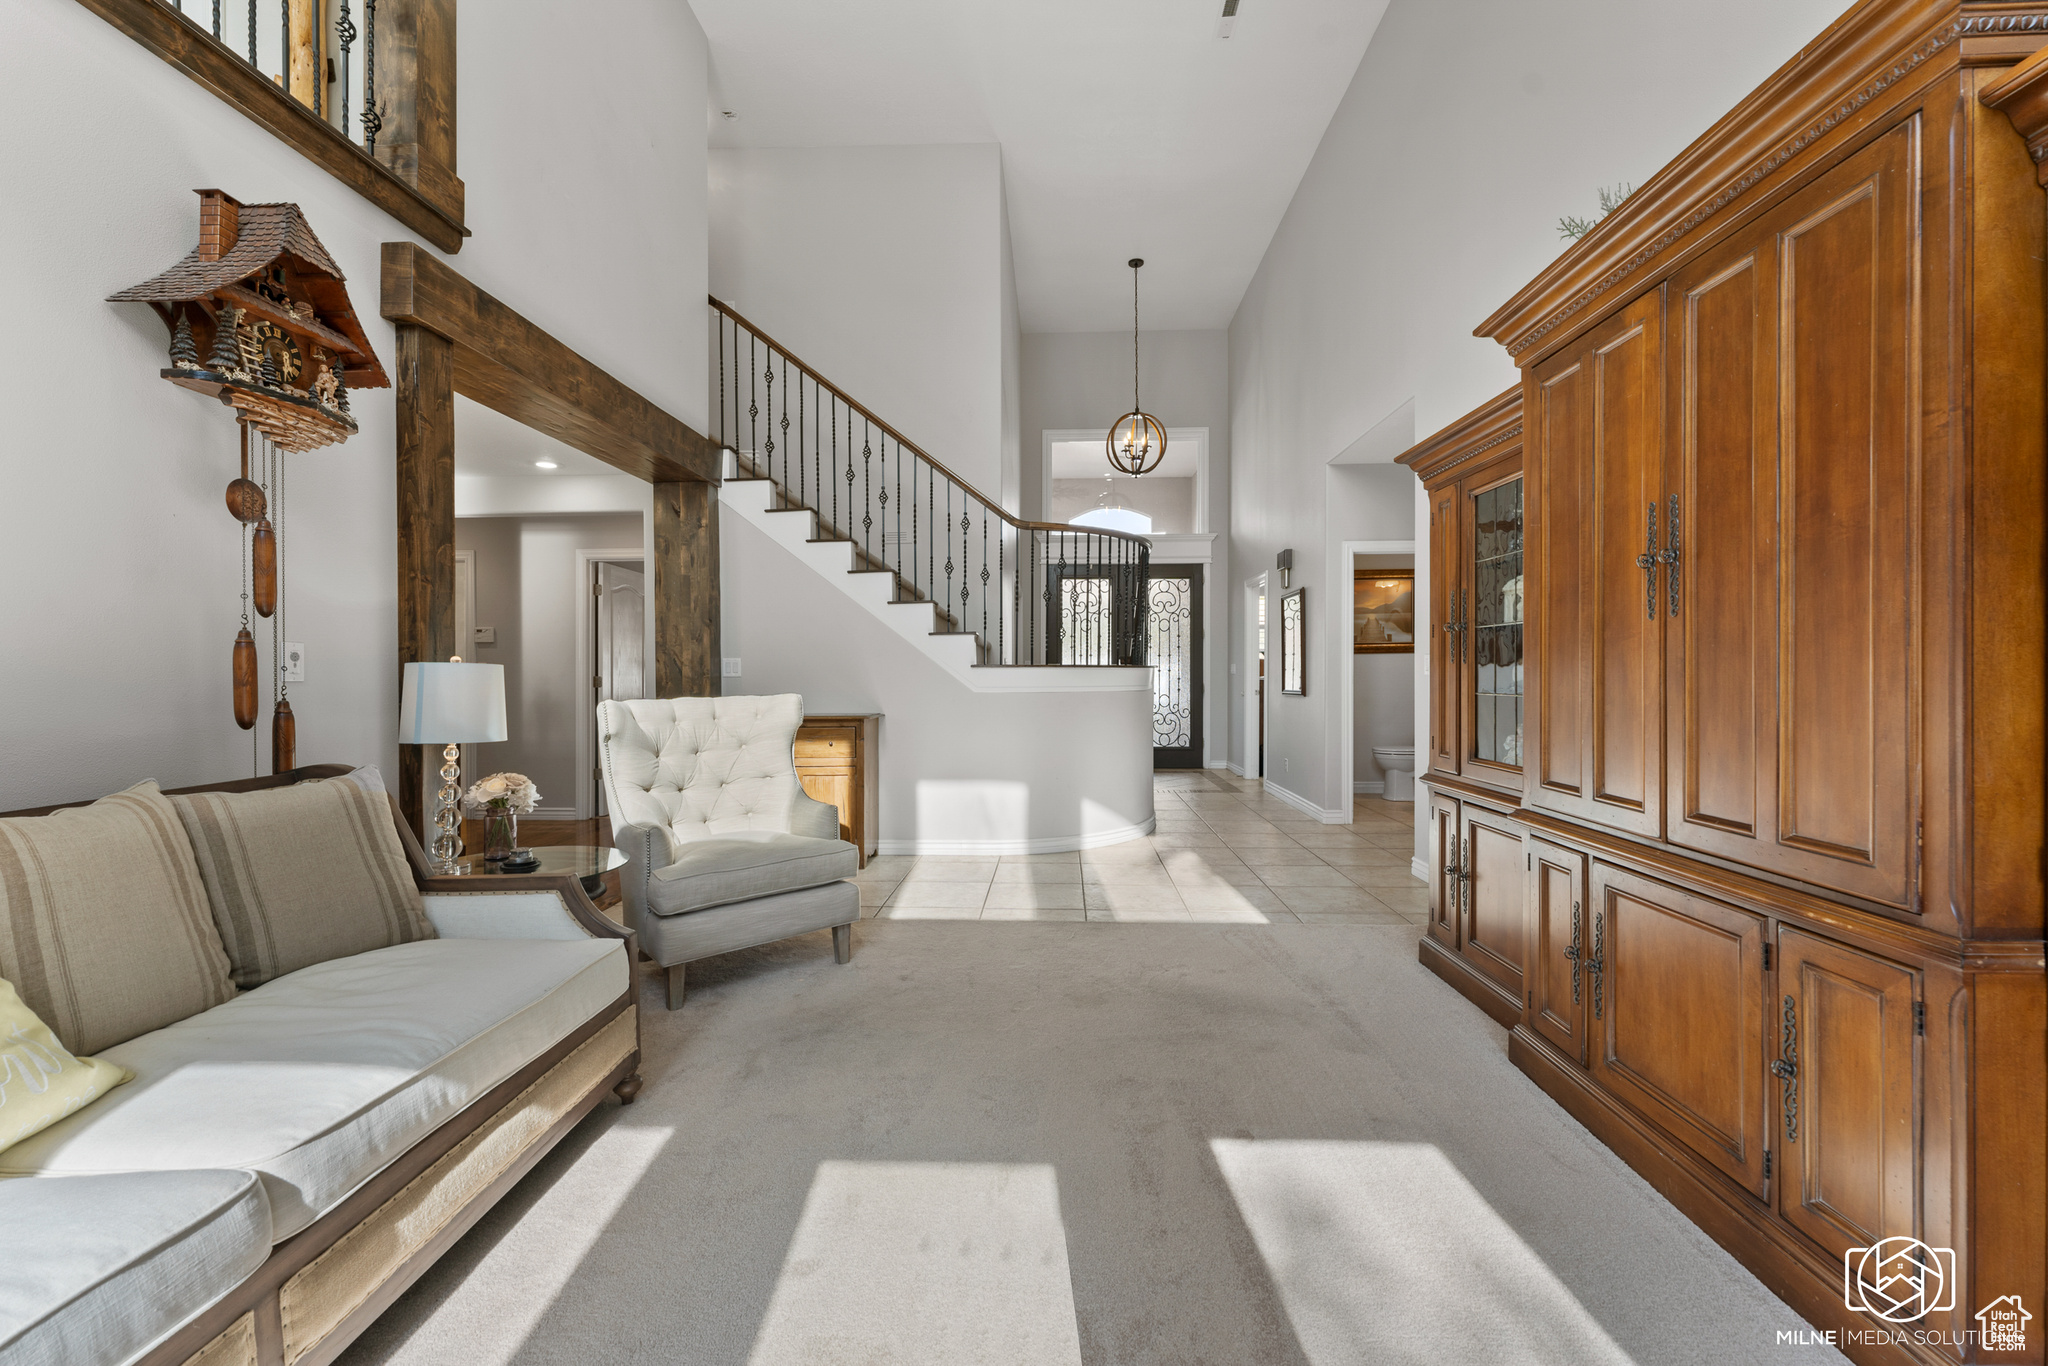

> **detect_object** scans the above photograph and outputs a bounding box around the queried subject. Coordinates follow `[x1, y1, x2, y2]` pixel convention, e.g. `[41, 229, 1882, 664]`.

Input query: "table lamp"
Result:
[398, 657, 508, 874]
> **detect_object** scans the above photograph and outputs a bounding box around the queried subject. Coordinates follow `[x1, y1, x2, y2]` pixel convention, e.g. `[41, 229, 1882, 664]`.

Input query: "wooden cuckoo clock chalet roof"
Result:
[109, 189, 387, 452]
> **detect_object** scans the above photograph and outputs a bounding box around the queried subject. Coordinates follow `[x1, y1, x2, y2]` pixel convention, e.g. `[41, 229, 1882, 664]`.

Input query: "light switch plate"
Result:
[722, 658, 742, 677]
[282, 643, 306, 683]
[473, 626, 497, 645]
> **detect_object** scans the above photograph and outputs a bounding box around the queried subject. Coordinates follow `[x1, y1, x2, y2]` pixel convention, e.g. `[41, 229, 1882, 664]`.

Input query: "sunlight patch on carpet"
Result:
[747, 1161, 1084, 1366]
[1212, 1139, 1635, 1365]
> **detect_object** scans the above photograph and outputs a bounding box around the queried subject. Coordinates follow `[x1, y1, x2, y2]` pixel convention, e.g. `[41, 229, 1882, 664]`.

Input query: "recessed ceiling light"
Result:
[534, 459, 558, 470]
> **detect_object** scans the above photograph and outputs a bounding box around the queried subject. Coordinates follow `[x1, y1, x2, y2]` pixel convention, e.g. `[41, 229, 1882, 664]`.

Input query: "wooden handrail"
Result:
[709, 296, 1150, 548]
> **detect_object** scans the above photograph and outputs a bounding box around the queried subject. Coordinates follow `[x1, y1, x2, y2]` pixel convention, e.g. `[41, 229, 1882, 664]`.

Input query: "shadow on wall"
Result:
[910, 782, 1157, 854]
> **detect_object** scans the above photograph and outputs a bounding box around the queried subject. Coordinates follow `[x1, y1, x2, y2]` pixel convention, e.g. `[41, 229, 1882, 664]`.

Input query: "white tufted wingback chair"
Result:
[598, 694, 859, 1009]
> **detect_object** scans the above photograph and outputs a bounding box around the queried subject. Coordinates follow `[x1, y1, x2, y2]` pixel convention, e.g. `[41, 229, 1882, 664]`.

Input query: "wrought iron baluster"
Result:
[960, 503, 971, 628]
[248, 0, 256, 63]
[796, 365, 805, 509]
[748, 336, 757, 476]
[861, 422, 873, 558]
[281, 0, 288, 90]
[716, 315, 725, 450]
[980, 507, 989, 644]
[895, 438, 902, 587]
[1003, 522, 1011, 663]
[878, 435, 888, 564]
[361, 0, 382, 154]
[336, 0, 353, 136]
[214, 0, 222, 40]
[829, 396, 838, 532]
[943, 482, 955, 625]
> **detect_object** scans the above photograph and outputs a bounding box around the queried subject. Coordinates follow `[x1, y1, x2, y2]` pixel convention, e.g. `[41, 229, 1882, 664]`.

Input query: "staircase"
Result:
[712, 298, 1152, 688]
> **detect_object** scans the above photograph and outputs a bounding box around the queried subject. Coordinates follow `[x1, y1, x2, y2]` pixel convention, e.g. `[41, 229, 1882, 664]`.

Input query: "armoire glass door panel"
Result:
[1466, 474, 1524, 778]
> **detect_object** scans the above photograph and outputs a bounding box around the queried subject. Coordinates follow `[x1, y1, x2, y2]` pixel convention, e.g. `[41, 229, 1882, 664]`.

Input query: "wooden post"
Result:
[287, 0, 318, 108]
[374, 0, 464, 222]
[654, 480, 720, 697]
[395, 324, 456, 838]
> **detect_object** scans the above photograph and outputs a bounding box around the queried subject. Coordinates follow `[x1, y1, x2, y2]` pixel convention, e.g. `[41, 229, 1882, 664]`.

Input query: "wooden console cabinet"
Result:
[1403, 5, 2048, 1359]
[795, 713, 879, 866]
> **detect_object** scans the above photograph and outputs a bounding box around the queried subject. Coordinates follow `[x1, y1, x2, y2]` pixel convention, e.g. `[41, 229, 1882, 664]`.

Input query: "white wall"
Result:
[1019, 329, 1229, 524]
[1224, 0, 1848, 824]
[722, 509, 1155, 852]
[0, 0, 708, 809]
[709, 145, 1013, 503]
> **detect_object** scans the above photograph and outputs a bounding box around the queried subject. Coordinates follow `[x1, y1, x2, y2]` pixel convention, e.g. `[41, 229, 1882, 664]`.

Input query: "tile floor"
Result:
[858, 770, 1426, 924]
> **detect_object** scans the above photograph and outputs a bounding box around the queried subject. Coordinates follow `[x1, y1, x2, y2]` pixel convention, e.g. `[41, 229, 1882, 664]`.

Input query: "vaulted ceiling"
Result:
[692, 0, 1390, 334]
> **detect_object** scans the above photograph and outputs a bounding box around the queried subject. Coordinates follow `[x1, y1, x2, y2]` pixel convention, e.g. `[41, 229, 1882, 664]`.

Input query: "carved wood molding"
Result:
[72, 0, 467, 252]
[1981, 39, 2048, 181]
[380, 243, 718, 484]
[1477, 0, 2048, 363]
[1395, 384, 1522, 484]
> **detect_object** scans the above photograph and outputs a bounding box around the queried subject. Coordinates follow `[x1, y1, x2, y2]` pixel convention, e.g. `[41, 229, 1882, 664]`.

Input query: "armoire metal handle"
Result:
[1773, 994, 1799, 1141]
[1658, 494, 1681, 617]
[1588, 910, 1607, 1018]
[1562, 900, 1583, 1003]
[1634, 502, 1659, 621]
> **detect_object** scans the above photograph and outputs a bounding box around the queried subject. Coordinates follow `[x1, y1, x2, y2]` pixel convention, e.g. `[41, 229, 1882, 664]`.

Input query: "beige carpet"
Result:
[338, 921, 1845, 1366]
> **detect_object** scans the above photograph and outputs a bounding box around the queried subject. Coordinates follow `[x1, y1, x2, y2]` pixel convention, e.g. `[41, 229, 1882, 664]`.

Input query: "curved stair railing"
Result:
[713, 298, 1150, 668]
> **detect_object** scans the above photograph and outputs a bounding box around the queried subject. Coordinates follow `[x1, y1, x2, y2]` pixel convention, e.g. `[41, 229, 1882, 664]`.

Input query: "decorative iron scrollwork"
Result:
[1660, 494, 1681, 618]
[1588, 909, 1607, 1019]
[1771, 994, 1799, 1142]
[1634, 502, 1659, 620]
[1563, 900, 1583, 1004]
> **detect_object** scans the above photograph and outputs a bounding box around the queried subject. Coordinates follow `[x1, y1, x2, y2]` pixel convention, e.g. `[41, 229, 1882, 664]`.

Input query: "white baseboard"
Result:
[1206, 760, 1231, 770]
[1261, 778, 1350, 824]
[1411, 856, 1429, 883]
[1225, 761, 1247, 778]
[1352, 780, 1385, 794]
[875, 817, 1156, 857]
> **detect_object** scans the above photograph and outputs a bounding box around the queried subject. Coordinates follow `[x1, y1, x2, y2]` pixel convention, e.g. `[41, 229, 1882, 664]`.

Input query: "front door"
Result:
[1147, 563, 1204, 769]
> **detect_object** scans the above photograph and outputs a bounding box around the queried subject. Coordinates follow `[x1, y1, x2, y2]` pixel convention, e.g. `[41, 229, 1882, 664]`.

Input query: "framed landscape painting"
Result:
[1354, 571, 1416, 654]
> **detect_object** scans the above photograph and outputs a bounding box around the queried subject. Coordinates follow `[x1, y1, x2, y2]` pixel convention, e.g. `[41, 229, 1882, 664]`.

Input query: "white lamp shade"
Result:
[398, 662, 508, 744]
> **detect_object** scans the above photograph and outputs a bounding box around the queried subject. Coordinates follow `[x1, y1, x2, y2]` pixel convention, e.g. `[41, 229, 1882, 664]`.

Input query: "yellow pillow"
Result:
[0, 977, 131, 1152]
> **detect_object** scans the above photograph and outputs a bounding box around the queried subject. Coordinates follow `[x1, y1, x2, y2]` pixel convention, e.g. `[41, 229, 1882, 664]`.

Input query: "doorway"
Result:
[578, 550, 647, 820]
[1245, 574, 1268, 779]
[1147, 563, 1204, 769]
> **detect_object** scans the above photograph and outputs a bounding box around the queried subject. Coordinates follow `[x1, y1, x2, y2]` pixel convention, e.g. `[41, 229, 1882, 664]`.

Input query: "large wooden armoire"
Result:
[1402, 3, 2047, 1361]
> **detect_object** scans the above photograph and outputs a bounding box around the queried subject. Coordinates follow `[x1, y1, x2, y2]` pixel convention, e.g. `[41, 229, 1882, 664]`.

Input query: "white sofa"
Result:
[0, 766, 639, 1366]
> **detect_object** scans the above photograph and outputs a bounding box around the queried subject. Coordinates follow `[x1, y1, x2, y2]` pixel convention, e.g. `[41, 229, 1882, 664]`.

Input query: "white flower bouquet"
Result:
[464, 772, 541, 814]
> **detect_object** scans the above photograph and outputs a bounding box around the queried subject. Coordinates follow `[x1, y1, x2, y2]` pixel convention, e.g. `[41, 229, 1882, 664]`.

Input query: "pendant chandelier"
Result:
[1106, 258, 1166, 475]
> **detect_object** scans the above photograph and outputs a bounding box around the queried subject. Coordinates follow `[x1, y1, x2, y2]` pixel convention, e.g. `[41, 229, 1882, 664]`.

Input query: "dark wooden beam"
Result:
[380, 243, 719, 484]
[70, 0, 466, 252]
[374, 0, 465, 219]
[654, 481, 720, 696]
[394, 325, 456, 839]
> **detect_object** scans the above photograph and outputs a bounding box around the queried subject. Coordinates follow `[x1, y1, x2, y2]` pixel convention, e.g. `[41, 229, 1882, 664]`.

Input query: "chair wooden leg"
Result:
[665, 964, 686, 1010]
[613, 1074, 643, 1104]
[833, 922, 852, 964]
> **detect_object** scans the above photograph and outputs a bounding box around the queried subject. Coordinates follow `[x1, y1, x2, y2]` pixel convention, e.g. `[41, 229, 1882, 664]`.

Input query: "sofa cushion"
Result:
[0, 937, 627, 1239]
[0, 783, 235, 1056]
[599, 694, 807, 843]
[170, 766, 434, 989]
[0, 978, 130, 1153]
[648, 831, 858, 916]
[0, 1168, 269, 1366]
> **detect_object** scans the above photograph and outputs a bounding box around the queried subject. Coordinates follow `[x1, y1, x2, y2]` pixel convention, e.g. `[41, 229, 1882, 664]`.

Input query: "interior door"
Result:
[1147, 564, 1204, 769]
[1775, 927, 1918, 1263]
[593, 560, 646, 818]
[1528, 837, 1590, 1064]
[1428, 486, 1461, 777]
[1528, 291, 1665, 837]
[1665, 121, 1916, 908]
[1458, 803, 1527, 1014]
[1590, 863, 1768, 1196]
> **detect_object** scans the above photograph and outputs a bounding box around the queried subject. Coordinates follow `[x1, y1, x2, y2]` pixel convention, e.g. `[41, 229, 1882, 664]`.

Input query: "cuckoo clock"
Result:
[109, 189, 389, 771]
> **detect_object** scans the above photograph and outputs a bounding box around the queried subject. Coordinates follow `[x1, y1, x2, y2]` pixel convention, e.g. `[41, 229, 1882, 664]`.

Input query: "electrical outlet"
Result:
[722, 658, 742, 677]
[473, 626, 496, 645]
[282, 642, 306, 683]
[1283, 757, 1290, 773]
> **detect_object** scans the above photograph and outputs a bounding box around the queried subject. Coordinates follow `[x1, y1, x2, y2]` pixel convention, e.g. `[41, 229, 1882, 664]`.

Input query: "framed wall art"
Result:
[1354, 570, 1415, 654]
[1279, 587, 1305, 695]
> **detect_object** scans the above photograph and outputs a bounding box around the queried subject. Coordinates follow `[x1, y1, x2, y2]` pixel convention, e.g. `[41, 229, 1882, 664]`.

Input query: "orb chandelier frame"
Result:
[1106, 258, 1167, 476]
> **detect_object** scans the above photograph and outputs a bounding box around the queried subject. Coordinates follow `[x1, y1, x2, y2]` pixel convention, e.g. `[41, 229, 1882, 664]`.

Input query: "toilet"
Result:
[1371, 746, 1416, 802]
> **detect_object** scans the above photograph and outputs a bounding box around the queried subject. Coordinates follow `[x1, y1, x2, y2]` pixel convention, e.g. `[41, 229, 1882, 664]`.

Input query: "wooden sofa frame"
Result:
[1, 764, 642, 1366]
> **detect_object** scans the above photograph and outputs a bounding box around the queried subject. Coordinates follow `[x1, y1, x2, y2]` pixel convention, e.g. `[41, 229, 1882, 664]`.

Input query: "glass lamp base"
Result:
[429, 742, 466, 876]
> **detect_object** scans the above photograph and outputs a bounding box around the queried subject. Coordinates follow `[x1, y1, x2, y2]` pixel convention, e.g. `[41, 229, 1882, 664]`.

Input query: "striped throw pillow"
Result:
[0, 782, 236, 1055]
[171, 766, 434, 989]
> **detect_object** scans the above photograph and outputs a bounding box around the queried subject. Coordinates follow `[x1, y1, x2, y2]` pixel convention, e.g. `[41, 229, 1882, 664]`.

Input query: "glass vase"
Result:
[482, 807, 518, 863]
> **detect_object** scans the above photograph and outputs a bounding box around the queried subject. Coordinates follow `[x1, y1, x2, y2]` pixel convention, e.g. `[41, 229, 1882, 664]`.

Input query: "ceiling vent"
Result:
[1218, 0, 1239, 38]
